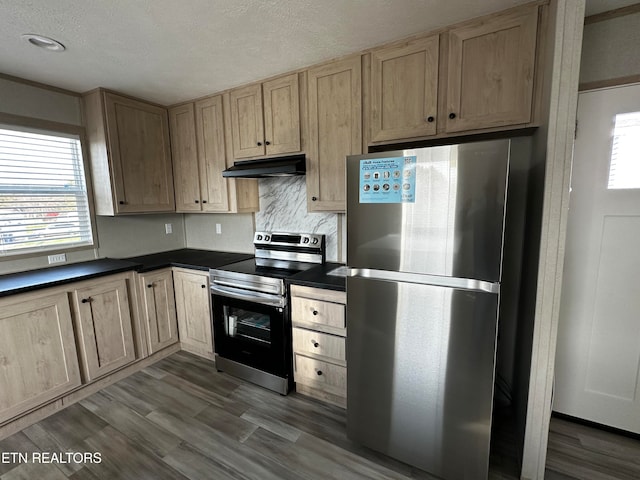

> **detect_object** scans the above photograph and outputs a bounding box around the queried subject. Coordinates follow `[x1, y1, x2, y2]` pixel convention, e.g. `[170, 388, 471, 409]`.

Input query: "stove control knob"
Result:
[264, 235, 270, 242]
[302, 237, 310, 244]
[312, 237, 319, 245]
[256, 234, 263, 241]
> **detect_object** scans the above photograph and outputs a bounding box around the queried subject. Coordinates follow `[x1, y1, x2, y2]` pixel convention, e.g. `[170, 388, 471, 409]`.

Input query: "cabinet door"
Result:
[195, 95, 230, 212]
[0, 292, 81, 424]
[104, 92, 175, 213]
[73, 277, 136, 382]
[445, 6, 538, 132]
[307, 56, 362, 212]
[370, 35, 439, 142]
[263, 73, 301, 156]
[173, 269, 214, 359]
[139, 270, 179, 354]
[169, 103, 202, 212]
[229, 84, 265, 159]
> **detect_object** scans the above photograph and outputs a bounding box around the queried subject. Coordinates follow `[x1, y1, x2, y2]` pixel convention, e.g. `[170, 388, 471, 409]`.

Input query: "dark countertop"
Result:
[288, 262, 346, 292]
[0, 258, 141, 298]
[124, 249, 254, 272]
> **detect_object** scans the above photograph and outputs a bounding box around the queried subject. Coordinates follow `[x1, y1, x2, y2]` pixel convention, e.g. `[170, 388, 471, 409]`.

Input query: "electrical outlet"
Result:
[215, 223, 222, 235]
[165, 223, 173, 234]
[48, 253, 66, 264]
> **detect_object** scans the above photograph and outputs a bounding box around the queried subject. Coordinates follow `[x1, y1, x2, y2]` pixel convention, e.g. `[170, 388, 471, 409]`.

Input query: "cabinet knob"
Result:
[311, 196, 318, 202]
[316, 370, 323, 376]
[81, 298, 91, 304]
[426, 116, 435, 123]
[195, 200, 199, 204]
[257, 141, 262, 146]
[119, 200, 126, 205]
[202, 200, 207, 204]
[201, 284, 206, 288]
[312, 341, 319, 348]
[312, 310, 318, 316]
[147, 283, 153, 288]
[265, 140, 271, 146]
[448, 113, 457, 120]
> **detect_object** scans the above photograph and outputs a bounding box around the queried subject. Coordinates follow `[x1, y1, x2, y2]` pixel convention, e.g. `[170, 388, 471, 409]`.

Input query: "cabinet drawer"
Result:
[294, 354, 346, 397]
[291, 296, 345, 333]
[292, 327, 346, 364]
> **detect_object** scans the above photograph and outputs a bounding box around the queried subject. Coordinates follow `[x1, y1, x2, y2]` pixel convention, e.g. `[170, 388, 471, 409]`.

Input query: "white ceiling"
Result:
[0, 0, 636, 105]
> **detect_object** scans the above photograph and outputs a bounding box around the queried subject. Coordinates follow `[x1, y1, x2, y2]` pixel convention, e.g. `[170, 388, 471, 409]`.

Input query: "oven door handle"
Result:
[210, 283, 286, 308]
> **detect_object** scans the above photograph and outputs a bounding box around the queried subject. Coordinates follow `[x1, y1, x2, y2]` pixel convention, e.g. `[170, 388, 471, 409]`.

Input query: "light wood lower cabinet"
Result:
[290, 285, 347, 407]
[173, 268, 214, 360]
[0, 291, 82, 424]
[71, 273, 137, 382]
[138, 269, 179, 355]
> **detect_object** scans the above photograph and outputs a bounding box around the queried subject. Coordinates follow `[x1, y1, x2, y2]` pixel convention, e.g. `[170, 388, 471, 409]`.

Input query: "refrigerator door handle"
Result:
[347, 267, 500, 294]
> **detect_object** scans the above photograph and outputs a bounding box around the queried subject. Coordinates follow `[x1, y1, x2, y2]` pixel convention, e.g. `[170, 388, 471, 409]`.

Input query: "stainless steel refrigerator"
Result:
[346, 139, 516, 480]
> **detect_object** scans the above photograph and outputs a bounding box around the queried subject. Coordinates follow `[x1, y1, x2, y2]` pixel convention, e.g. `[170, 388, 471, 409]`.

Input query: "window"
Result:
[608, 111, 640, 189]
[0, 124, 94, 256]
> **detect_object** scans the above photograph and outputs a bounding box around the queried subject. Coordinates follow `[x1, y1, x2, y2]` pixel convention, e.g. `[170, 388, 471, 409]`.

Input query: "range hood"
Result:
[222, 154, 306, 178]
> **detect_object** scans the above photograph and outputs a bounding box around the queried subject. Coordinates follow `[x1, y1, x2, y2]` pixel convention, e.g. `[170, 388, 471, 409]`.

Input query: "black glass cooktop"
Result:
[215, 258, 312, 280]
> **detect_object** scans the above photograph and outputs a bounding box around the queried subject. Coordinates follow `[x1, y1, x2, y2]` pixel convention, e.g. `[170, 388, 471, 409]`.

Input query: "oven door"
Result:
[211, 289, 288, 377]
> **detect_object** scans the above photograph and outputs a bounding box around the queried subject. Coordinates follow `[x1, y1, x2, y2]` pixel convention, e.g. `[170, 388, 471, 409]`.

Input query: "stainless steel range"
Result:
[209, 231, 325, 394]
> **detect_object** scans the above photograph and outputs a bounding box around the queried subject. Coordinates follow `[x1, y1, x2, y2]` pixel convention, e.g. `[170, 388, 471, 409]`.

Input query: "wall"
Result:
[184, 213, 255, 253]
[94, 214, 185, 258]
[0, 76, 186, 274]
[254, 177, 340, 261]
[579, 11, 640, 86]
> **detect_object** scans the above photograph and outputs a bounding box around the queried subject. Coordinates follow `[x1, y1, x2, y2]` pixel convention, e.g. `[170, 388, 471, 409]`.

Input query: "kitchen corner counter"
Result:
[124, 249, 254, 272]
[288, 262, 346, 292]
[0, 258, 141, 297]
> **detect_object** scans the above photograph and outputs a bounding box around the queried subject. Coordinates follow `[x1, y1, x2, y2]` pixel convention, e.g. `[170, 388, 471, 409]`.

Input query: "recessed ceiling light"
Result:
[21, 34, 65, 52]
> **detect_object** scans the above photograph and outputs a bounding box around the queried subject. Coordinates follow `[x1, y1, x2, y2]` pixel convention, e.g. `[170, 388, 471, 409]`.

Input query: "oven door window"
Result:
[224, 305, 271, 345]
[212, 294, 287, 377]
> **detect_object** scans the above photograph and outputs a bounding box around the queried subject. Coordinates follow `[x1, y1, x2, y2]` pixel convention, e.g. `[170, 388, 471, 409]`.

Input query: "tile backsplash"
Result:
[255, 176, 339, 261]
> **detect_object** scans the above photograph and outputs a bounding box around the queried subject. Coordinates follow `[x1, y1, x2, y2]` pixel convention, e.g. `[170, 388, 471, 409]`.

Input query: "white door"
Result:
[554, 83, 640, 433]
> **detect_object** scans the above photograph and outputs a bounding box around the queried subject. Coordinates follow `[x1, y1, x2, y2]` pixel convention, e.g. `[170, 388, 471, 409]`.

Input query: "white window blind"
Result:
[0, 125, 94, 256]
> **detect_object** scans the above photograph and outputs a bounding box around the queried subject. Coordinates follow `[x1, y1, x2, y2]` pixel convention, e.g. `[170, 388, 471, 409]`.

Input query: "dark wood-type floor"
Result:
[0, 352, 638, 479]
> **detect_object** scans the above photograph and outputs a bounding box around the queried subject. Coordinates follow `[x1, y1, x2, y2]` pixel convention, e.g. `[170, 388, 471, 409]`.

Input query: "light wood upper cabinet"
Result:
[71, 274, 137, 382]
[169, 103, 201, 212]
[173, 268, 214, 360]
[367, 4, 541, 143]
[445, 5, 539, 132]
[229, 73, 301, 159]
[169, 96, 258, 213]
[262, 74, 301, 155]
[138, 269, 179, 355]
[229, 84, 265, 159]
[307, 56, 362, 212]
[0, 291, 82, 424]
[370, 35, 439, 142]
[83, 89, 175, 215]
[195, 96, 232, 212]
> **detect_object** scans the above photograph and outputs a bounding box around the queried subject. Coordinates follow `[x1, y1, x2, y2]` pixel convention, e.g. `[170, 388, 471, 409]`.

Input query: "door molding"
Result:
[521, 1, 585, 478]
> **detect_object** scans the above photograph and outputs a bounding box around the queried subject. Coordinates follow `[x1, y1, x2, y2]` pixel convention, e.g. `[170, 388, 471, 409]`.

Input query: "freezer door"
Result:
[346, 275, 499, 479]
[346, 139, 509, 282]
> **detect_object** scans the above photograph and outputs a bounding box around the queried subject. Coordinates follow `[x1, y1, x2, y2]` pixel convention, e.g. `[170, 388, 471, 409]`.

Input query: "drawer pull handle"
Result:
[316, 370, 323, 376]
[312, 341, 319, 348]
[201, 285, 206, 288]
[312, 310, 318, 316]
[81, 298, 91, 304]
[147, 283, 153, 288]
